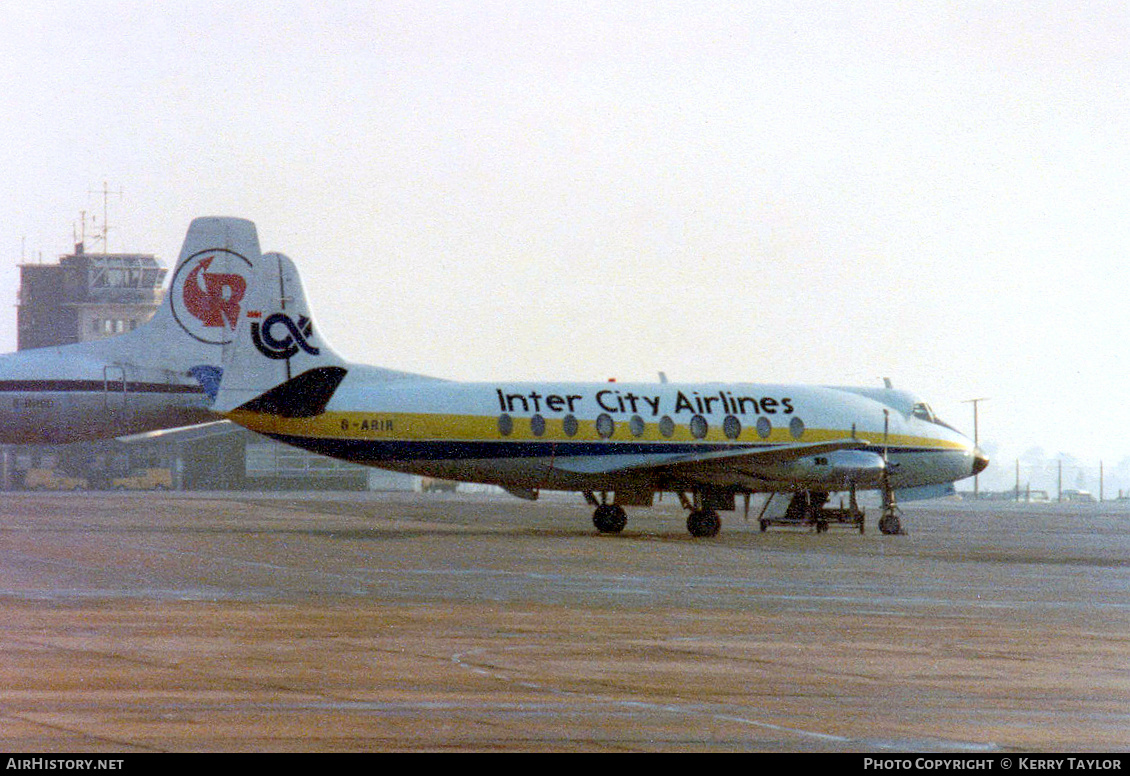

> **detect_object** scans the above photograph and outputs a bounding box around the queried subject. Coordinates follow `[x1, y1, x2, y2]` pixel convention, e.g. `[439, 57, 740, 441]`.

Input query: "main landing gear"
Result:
[583, 491, 722, 537]
[592, 502, 628, 534]
[685, 508, 721, 538]
[678, 492, 721, 538]
[585, 492, 628, 534]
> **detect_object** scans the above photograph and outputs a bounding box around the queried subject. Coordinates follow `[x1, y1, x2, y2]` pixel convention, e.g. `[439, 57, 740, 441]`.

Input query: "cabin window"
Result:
[596, 413, 614, 439]
[789, 417, 805, 440]
[756, 416, 772, 439]
[498, 413, 514, 437]
[659, 415, 675, 438]
[690, 414, 708, 439]
[530, 414, 546, 437]
[629, 415, 645, 438]
[723, 415, 741, 440]
[563, 414, 579, 438]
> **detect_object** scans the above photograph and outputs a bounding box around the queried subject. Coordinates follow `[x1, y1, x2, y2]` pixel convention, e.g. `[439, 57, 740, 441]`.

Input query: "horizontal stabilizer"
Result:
[236, 366, 348, 418]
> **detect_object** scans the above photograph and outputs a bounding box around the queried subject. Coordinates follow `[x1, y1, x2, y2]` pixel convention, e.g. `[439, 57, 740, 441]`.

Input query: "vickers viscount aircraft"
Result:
[215, 240, 988, 537]
[0, 217, 262, 443]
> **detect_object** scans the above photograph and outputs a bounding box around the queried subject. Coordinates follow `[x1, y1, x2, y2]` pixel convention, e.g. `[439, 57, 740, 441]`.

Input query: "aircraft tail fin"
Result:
[215, 251, 349, 416]
[96, 216, 262, 373]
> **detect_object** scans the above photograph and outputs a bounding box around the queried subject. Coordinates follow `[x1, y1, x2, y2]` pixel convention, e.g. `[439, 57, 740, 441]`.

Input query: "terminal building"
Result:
[8, 240, 414, 492]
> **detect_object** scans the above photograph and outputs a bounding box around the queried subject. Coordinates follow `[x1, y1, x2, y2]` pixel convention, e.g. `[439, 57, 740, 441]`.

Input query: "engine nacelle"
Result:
[761, 449, 887, 488]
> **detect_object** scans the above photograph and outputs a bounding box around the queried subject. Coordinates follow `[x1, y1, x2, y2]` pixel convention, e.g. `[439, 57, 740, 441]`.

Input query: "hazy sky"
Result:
[1, 2, 1128, 472]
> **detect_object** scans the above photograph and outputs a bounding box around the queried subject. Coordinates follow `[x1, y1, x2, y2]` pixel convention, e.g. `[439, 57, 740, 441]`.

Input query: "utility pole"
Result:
[963, 397, 989, 497]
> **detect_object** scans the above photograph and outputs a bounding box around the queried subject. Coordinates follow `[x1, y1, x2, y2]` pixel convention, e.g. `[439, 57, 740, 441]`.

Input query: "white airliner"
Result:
[216, 246, 988, 537]
[0, 217, 262, 443]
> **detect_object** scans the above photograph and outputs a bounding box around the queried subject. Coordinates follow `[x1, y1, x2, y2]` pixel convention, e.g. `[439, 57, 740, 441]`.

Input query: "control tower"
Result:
[17, 242, 166, 350]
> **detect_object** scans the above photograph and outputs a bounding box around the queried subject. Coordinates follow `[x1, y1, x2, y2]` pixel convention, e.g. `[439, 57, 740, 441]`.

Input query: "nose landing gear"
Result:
[878, 475, 905, 535]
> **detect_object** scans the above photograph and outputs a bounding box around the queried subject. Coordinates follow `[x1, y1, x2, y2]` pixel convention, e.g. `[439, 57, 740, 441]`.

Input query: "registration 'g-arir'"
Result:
[216, 245, 988, 538]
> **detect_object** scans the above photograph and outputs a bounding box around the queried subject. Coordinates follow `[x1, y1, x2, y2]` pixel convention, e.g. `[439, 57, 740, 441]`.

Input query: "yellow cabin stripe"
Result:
[226, 409, 968, 452]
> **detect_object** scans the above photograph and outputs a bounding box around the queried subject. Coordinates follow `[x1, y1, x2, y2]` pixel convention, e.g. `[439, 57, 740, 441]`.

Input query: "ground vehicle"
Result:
[420, 477, 459, 493]
[112, 468, 172, 490]
[757, 491, 866, 533]
[24, 468, 87, 491]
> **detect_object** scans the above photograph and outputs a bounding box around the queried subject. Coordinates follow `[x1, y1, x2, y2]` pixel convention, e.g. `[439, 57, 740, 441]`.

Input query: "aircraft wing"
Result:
[552, 438, 872, 477]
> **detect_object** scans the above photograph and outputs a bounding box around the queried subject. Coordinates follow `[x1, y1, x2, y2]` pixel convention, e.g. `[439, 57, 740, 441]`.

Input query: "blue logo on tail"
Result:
[188, 365, 224, 400]
[251, 313, 320, 360]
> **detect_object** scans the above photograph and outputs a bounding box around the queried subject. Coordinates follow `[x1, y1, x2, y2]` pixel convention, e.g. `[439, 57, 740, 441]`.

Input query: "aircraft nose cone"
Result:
[972, 447, 989, 476]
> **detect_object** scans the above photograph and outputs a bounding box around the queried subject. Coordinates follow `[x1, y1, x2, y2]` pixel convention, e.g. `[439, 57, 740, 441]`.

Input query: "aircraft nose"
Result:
[972, 447, 989, 476]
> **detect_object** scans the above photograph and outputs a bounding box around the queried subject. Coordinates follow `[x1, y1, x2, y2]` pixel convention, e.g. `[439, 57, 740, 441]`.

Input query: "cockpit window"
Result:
[912, 402, 936, 423]
[912, 402, 959, 432]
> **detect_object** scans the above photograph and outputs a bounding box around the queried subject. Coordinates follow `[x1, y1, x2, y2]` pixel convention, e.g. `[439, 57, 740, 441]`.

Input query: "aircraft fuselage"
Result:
[228, 374, 981, 495]
[0, 349, 211, 444]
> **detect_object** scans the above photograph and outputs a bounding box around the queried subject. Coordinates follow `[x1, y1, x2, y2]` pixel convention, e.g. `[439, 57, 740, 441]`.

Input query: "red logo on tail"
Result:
[182, 256, 247, 329]
[169, 248, 253, 345]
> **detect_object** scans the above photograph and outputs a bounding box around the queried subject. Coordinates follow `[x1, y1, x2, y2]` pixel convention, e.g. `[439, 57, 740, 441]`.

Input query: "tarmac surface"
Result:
[0, 490, 1127, 752]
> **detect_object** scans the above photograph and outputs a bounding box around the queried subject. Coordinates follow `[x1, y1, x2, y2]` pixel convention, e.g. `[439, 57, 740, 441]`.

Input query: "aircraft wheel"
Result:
[879, 511, 902, 535]
[687, 509, 721, 538]
[593, 504, 627, 534]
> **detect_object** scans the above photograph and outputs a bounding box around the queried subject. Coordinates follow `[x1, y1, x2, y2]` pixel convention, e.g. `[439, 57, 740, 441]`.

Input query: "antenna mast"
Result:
[88, 181, 123, 252]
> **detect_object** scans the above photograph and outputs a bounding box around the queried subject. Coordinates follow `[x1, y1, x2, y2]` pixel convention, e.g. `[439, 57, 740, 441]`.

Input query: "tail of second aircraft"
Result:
[0, 217, 266, 443]
[90, 216, 263, 378]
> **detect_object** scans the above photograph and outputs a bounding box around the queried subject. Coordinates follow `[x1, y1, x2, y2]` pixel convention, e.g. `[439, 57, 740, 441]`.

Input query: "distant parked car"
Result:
[24, 468, 87, 491]
[112, 468, 172, 490]
[420, 477, 458, 493]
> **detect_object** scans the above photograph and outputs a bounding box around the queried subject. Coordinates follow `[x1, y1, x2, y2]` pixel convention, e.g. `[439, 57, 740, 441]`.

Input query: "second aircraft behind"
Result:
[0, 217, 264, 443]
